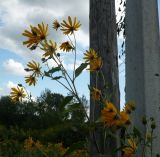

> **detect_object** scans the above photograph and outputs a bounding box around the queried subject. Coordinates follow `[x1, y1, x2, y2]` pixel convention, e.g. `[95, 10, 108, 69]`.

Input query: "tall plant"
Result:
[9, 16, 157, 157]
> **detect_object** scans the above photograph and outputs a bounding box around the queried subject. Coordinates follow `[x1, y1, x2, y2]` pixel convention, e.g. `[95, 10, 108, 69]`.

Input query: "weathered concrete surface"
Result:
[126, 0, 160, 156]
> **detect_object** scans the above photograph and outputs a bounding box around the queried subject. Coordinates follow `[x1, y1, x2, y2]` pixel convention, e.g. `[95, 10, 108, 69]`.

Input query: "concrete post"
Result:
[126, 0, 160, 156]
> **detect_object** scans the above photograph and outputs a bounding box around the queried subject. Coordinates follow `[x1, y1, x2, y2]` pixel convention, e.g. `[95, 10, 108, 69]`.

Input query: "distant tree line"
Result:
[0, 89, 89, 147]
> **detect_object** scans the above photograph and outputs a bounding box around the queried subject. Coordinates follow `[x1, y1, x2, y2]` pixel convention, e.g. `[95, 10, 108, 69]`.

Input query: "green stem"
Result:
[23, 85, 33, 102]
[151, 130, 153, 157]
[37, 147, 49, 157]
[73, 33, 77, 80]
[100, 70, 106, 87]
[67, 34, 74, 48]
[93, 131, 101, 153]
[51, 56, 75, 94]
[103, 128, 107, 153]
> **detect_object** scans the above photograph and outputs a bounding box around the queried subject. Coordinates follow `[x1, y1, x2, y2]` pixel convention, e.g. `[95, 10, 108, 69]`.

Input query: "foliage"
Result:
[0, 90, 89, 156]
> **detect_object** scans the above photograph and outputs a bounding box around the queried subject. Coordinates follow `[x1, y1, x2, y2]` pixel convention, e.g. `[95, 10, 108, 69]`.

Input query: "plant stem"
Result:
[73, 32, 77, 80]
[23, 85, 33, 102]
[67, 34, 74, 48]
[151, 130, 153, 157]
[46, 62, 75, 95]
[51, 56, 75, 93]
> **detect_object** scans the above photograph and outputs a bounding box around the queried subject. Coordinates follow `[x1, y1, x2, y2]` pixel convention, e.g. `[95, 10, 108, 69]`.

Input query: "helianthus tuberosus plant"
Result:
[9, 16, 157, 157]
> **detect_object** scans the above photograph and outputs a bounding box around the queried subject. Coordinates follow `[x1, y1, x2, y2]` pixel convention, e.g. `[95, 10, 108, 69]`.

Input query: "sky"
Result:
[0, 0, 159, 108]
[0, 0, 90, 100]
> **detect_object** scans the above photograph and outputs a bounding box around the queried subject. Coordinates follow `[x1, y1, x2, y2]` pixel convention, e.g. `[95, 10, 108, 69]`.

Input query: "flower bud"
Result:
[142, 116, 147, 125]
[24, 68, 30, 72]
[57, 53, 60, 57]
[18, 84, 22, 87]
[151, 122, 156, 129]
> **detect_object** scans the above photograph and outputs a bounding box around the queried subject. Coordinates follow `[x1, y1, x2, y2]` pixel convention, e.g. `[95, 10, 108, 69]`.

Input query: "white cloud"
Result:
[3, 59, 27, 76]
[0, 0, 89, 60]
[0, 81, 17, 97]
[47, 57, 82, 71]
[63, 60, 82, 71]
[47, 58, 59, 69]
[6, 81, 17, 89]
[76, 30, 89, 48]
[0, 0, 127, 62]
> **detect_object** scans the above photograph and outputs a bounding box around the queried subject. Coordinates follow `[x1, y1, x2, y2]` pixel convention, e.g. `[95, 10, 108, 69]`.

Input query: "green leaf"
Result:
[44, 71, 50, 77]
[44, 66, 61, 78]
[51, 76, 63, 80]
[75, 63, 88, 78]
[62, 141, 85, 157]
[47, 66, 61, 74]
[133, 126, 142, 139]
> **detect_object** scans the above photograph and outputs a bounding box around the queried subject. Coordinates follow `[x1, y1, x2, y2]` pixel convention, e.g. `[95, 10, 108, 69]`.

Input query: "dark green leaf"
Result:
[18, 84, 22, 87]
[44, 71, 50, 77]
[75, 63, 88, 78]
[47, 66, 61, 74]
[133, 127, 142, 138]
[51, 76, 63, 80]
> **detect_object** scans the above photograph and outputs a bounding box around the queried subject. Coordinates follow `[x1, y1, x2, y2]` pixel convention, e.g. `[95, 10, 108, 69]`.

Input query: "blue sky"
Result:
[0, 0, 159, 108]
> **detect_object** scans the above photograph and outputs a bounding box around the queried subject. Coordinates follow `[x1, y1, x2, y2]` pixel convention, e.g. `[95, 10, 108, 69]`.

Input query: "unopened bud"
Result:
[30, 45, 37, 50]
[142, 116, 147, 125]
[41, 58, 46, 62]
[18, 84, 22, 87]
[24, 68, 30, 72]
[151, 122, 156, 129]
[57, 53, 60, 57]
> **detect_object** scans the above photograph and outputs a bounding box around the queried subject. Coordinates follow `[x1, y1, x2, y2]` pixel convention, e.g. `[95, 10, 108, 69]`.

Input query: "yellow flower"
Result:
[124, 101, 136, 114]
[22, 22, 48, 48]
[89, 57, 102, 71]
[116, 111, 130, 128]
[24, 137, 34, 151]
[101, 102, 119, 127]
[26, 61, 41, 76]
[41, 40, 57, 58]
[35, 140, 43, 149]
[61, 16, 81, 35]
[25, 75, 37, 86]
[91, 87, 101, 101]
[54, 143, 68, 156]
[53, 20, 60, 31]
[10, 86, 26, 102]
[60, 41, 74, 52]
[122, 138, 137, 157]
[83, 48, 98, 63]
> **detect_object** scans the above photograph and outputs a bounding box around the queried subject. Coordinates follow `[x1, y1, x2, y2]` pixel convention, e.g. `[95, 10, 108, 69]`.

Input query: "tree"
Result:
[90, 0, 120, 155]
